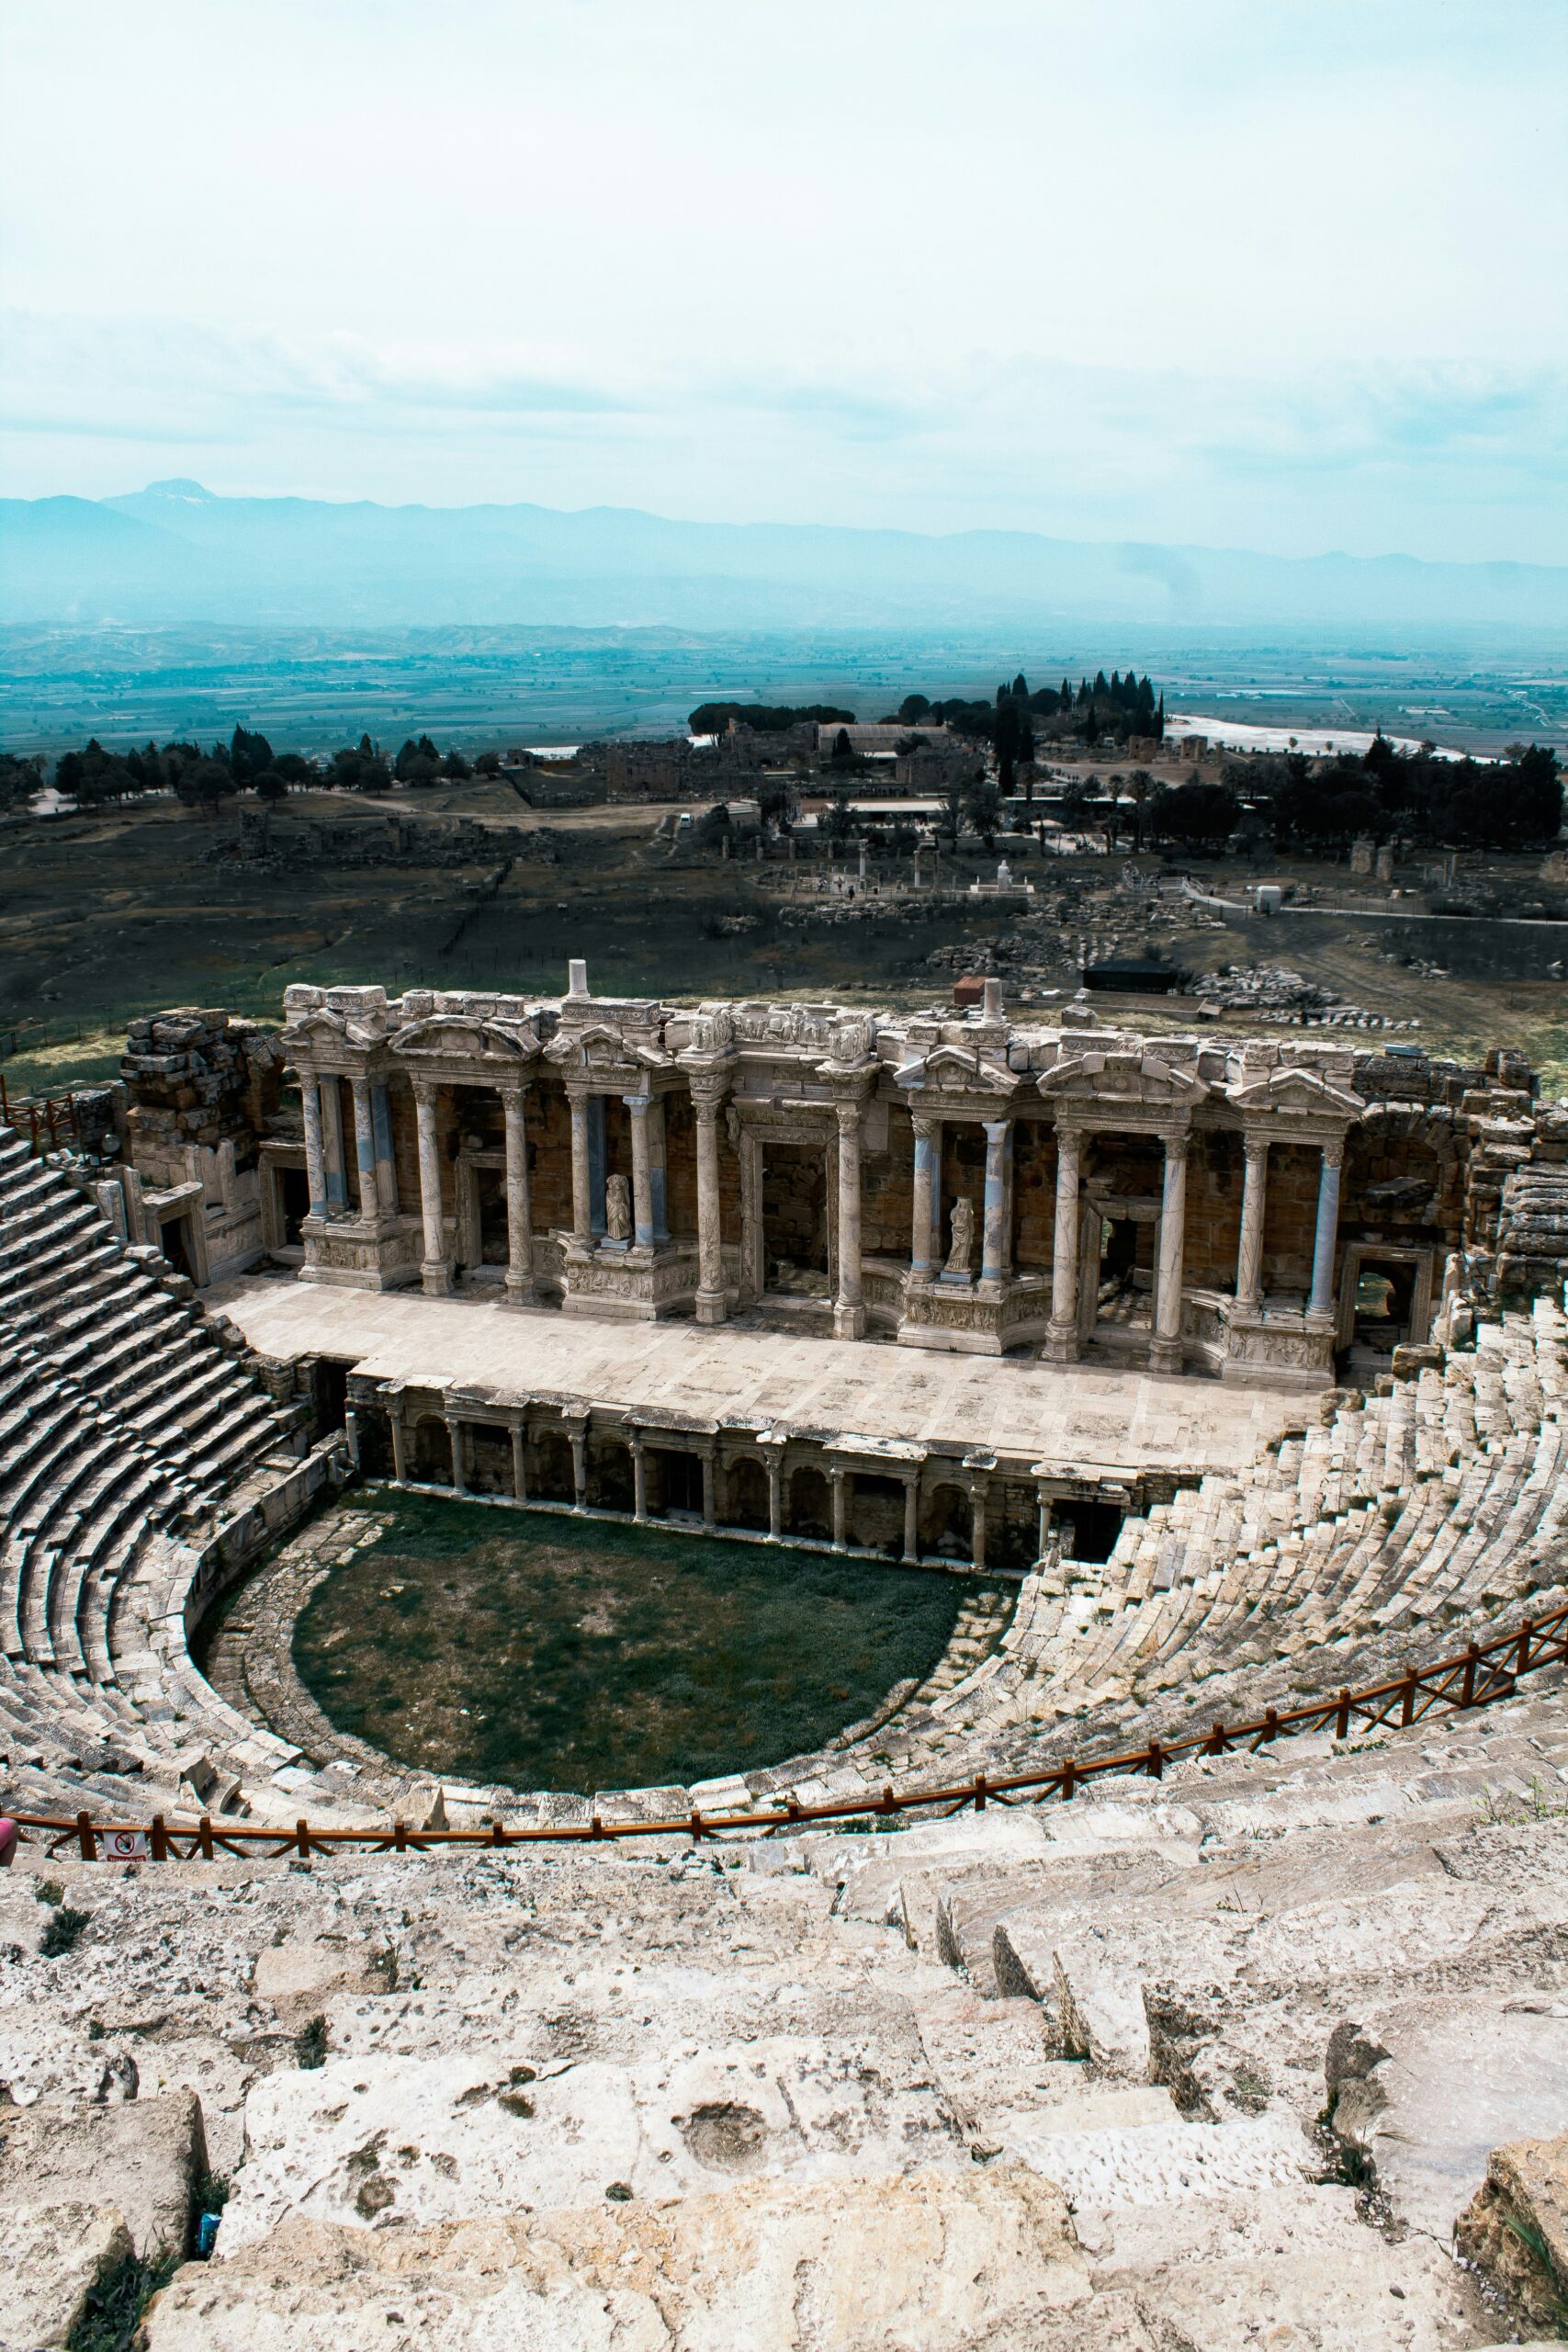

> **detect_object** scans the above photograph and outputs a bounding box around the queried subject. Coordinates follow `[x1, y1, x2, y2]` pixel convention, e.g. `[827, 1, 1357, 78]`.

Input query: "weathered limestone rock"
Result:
[221, 2033, 967, 2253]
[0, 2088, 205, 2258]
[252, 1936, 395, 2024]
[0, 2202, 132, 2351]
[1455, 2127, 1568, 2337]
[152, 2164, 1090, 2349]
[1326, 1998, 1568, 2244]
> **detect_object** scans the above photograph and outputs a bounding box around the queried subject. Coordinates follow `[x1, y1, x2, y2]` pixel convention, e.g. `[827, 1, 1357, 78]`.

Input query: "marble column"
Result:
[1235, 1134, 1269, 1310]
[389, 1404, 407, 1484]
[510, 1419, 527, 1503]
[568, 1093, 592, 1243]
[830, 1468, 849, 1552]
[700, 1450, 716, 1528]
[501, 1085, 535, 1306]
[319, 1076, 347, 1211]
[569, 1427, 587, 1508]
[1152, 1132, 1190, 1374]
[980, 1119, 1011, 1287]
[1044, 1126, 1084, 1361]
[1309, 1136, 1345, 1317]
[834, 1100, 864, 1340]
[902, 1475, 919, 1564]
[351, 1076, 378, 1221]
[764, 1449, 784, 1540]
[371, 1083, 398, 1219]
[970, 1478, 988, 1571]
[626, 1093, 655, 1248]
[1036, 1488, 1054, 1563]
[694, 1104, 726, 1325]
[446, 1418, 466, 1494]
[413, 1080, 451, 1295]
[630, 1434, 648, 1521]
[910, 1115, 937, 1281]
[301, 1077, 327, 1220]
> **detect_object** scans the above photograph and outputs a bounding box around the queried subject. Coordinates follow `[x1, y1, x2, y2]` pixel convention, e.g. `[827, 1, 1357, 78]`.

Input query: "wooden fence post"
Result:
[75, 1812, 96, 1861]
[197, 1817, 215, 1860]
[150, 1815, 168, 1861]
[1335, 1690, 1351, 1740]
[1461, 1644, 1480, 1708]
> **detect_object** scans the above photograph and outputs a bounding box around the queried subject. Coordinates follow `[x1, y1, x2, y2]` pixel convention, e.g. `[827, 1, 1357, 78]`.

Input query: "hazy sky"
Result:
[3, 0, 1565, 561]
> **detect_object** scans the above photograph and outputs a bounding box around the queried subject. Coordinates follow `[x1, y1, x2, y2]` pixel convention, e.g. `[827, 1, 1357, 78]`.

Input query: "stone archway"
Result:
[788, 1464, 831, 1543]
[409, 1417, 454, 1487]
[589, 1435, 635, 1513]
[921, 1481, 971, 1561]
[530, 1428, 574, 1503]
[724, 1456, 769, 1531]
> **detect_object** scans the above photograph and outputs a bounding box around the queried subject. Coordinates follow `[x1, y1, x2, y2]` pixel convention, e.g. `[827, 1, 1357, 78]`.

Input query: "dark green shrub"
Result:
[39, 1905, 91, 1958]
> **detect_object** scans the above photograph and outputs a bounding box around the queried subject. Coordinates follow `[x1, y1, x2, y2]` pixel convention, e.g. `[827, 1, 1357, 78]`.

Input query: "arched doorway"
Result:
[788, 1464, 831, 1543]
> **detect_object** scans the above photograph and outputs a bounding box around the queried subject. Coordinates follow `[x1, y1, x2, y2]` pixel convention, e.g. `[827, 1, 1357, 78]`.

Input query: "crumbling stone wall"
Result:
[122, 1009, 283, 1175]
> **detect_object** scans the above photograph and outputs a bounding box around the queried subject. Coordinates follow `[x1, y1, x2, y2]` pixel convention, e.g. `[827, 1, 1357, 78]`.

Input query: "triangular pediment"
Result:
[282, 1007, 348, 1044]
[1226, 1068, 1363, 1118]
[895, 1044, 1018, 1098]
[1038, 1048, 1207, 1106]
[544, 1022, 669, 1077]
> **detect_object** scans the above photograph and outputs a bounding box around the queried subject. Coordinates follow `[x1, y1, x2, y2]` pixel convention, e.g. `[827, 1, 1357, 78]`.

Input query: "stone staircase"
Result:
[8, 1685, 1564, 2346]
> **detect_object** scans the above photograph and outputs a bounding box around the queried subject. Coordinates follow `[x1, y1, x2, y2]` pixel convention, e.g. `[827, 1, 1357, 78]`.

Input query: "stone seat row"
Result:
[9, 1679, 1563, 2347]
[0, 1126, 309, 1815]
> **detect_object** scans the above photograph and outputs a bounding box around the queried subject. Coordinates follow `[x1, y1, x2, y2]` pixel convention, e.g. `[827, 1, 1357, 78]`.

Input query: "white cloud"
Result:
[1, 0, 1564, 559]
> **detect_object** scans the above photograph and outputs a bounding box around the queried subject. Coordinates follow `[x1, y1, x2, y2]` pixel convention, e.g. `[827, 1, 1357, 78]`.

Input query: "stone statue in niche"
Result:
[945, 1195, 976, 1278]
[605, 1172, 633, 1243]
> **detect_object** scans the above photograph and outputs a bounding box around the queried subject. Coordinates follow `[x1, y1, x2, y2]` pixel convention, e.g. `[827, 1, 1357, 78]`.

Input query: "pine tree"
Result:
[1011, 672, 1028, 699]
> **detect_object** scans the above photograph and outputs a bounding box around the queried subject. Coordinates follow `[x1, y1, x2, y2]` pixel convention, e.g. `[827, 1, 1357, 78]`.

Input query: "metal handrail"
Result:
[11, 1599, 1566, 1864]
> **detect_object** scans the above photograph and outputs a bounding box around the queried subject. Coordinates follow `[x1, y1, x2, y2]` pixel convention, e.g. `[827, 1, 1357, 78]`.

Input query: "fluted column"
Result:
[501, 1084, 535, 1306]
[834, 1099, 864, 1340]
[1235, 1134, 1269, 1309]
[830, 1467, 849, 1552]
[568, 1092, 592, 1243]
[510, 1418, 527, 1502]
[1151, 1131, 1190, 1374]
[1309, 1136, 1345, 1317]
[1044, 1125, 1083, 1361]
[300, 1076, 327, 1220]
[351, 1076, 378, 1221]
[413, 1080, 451, 1295]
[980, 1118, 1011, 1287]
[320, 1075, 348, 1211]
[910, 1114, 937, 1281]
[372, 1083, 398, 1218]
[626, 1093, 655, 1248]
[694, 1102, 726, 1325]
[630, 1433, 648, 1521]
[764, 1447, 784, 1539]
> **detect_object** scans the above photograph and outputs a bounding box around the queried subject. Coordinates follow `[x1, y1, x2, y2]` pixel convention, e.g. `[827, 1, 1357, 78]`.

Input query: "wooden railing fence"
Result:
[10, 1598, 1567, 1865]
[0, 1081, 83, 1154]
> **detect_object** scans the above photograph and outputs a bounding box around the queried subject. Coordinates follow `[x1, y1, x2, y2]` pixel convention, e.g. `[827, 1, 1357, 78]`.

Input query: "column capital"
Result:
[623, 1091, 651, 1114]
[497, 1077, 532, 1108]
[911, 1110, 940, 1142]
[412, 1074, 440, 1109]
[835, 1097, 863, 1135]
[1243, 1129, 1270, 1165]
[1162, 1128, 1192, 1164]
[982, 1115, 1012, 1141]
[1321, 1132, 1347, 1170]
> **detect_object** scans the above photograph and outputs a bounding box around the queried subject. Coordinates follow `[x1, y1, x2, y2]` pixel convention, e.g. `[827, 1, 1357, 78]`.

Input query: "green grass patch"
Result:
[292, 1492, 971, 1792]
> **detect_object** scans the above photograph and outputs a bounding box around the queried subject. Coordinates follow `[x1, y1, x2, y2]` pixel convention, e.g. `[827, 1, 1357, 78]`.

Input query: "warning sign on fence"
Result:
[104, 1829, 149, 1860]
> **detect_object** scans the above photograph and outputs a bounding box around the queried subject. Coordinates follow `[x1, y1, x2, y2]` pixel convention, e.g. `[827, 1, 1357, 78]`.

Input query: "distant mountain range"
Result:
[2, 480, 1565, 636]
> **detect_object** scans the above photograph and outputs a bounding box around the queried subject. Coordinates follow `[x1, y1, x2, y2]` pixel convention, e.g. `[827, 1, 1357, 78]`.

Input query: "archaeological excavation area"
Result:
[5, 975, 1568, 2346]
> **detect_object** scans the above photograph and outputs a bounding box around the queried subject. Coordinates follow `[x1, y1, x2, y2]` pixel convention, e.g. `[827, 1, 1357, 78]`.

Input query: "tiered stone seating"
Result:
[0, 1125, 304, 1813]
[8, 1683, 1563, 2346]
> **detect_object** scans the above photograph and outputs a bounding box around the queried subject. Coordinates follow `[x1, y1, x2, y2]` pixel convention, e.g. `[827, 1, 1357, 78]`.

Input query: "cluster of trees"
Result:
[1247, 738, 1562, 853]
[896, 669, 1163, 762]
[687, 701, 855, 736]
[5, 726, 502, 823]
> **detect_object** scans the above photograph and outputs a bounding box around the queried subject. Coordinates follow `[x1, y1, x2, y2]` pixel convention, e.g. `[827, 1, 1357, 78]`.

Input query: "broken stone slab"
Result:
[251, 1937, 396, 2026]
[1455, 2126, 1568, 2338]
[0, 2089, 205, 2259]
[152, 2162, 1090, 2348]
[219, 2033, 969, 2254]
[0, 2202, 133, 2351]
[1144, 2236, 1485, 2352]
[1327, 1998, 1568, 2245]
